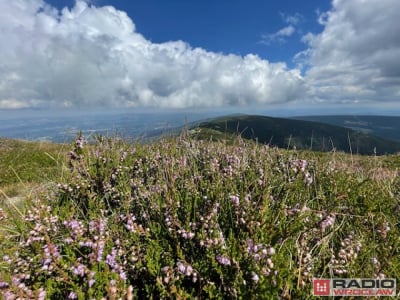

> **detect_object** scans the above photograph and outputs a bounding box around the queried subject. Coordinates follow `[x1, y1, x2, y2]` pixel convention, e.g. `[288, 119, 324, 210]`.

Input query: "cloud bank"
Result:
[0, 0, 305, 109]
[300, 0, 400, 104]
[0, 0, 399, 110]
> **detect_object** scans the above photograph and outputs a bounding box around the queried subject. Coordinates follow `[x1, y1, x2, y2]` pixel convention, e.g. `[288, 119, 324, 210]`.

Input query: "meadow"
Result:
[0, 131, 399, 299]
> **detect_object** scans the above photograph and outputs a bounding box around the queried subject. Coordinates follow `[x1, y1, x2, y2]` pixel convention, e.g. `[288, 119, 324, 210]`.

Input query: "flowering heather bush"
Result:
[0, 133, 399, 299]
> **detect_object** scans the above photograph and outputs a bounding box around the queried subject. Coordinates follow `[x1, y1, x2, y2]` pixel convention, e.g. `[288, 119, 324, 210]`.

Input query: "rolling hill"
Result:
[195, 115, 400, 155]
[291, 115, 400, 142]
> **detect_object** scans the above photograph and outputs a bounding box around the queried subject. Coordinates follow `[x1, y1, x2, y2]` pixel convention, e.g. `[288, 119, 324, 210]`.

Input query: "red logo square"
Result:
[313, 279, 330, 296]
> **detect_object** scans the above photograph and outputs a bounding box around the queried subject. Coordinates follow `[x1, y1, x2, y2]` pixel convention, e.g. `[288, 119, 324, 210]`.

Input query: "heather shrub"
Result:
[0, 133, 399, 299]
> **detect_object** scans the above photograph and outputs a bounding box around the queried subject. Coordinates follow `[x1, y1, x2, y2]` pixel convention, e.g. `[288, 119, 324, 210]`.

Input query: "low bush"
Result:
[1, 134, 399, 299]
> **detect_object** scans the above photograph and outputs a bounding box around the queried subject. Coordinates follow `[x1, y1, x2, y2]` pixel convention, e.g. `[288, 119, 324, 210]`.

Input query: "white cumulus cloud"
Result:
[299, 0, 400, 104]
[0, 0, 306, 109]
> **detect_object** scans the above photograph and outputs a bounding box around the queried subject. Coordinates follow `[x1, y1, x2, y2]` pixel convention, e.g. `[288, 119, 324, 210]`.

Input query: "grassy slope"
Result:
[198, 115, 400, 155]
[0, 135, 399, 298]
[0, 138, 67, 200]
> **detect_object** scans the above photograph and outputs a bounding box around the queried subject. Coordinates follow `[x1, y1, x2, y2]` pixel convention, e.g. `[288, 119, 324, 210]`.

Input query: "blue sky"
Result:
[0, 0, 399, 115]
[49, 0, 331, 67]
[107, 1, 330, 65]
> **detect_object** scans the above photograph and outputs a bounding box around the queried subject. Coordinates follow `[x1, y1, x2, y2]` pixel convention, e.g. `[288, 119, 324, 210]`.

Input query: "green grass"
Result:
[0, 134, 399, 299]
[0, 138, 67, 200]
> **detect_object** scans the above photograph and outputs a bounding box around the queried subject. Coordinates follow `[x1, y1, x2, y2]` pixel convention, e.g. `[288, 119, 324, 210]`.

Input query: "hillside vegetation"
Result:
[197, 115, 400, 155]
[0, 134, 399, 299]
[292, 115, 400, 142]
[0, 138, 66, 201]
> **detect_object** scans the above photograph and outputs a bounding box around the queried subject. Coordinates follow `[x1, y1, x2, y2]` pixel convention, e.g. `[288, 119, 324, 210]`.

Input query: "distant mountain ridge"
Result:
[196, 115, 400, 155]
[291, 115, 400, 142]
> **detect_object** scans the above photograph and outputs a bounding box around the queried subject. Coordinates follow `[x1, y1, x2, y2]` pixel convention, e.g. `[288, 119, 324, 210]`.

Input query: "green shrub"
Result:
[0, 134, 399, 299]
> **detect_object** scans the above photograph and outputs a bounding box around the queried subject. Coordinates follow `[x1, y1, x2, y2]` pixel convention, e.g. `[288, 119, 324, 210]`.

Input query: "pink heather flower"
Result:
[252, 272, 260, 283]
[89, 218, 107, 236]
[262, 268, 271, 276]
[223, 166, 234, 176]
[71, 264, 86, 277]
[266, 258, 274, 268]
[98, 219, 107, 235]
[179, 229, 195, 239]
[88, 279, 95, 288]
[96, 241, 105, 262]
[79, 241, 94, 248]
[63, 219, 84, 238]
[121, 151, 128, 161]
[176, 262, 194, 276]
[177, 261, 186, 274]
[293, 159, 308, 172]
[247, 239, 254, 253]
[75, 135, 85, 149]
[37, 288, 46, 300]
[304, 172, 313, 186]
[119, 271, 127, 280]
[216, 255, 231, 266]
[106, 248, 118, 269]
[41, 243, 60, 269]
[230, 195, 240, 207]
[89, 220, 96, 232]
[268, 247, 276, 255]
[185, 265, 193, 276]
[68, 291, 77, 299]
[300, 160, 308, 172]
[320, 214, 335, 233]
[11, 276, 20, 286]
